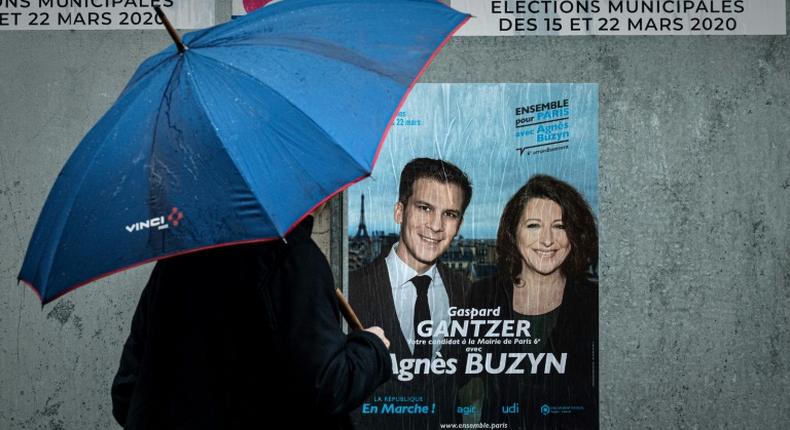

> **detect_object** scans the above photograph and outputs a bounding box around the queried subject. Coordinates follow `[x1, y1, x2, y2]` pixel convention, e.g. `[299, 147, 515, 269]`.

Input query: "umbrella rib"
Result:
[150, 55, 183, 148]
[119, 53, 175, 99]
[180, 56, 284, 237]
[191, 51, 371, 174]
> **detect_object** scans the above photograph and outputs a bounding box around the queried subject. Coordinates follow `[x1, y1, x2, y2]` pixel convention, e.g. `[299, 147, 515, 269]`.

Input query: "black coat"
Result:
[111, 216, 392, 430]
[348, 256, 468, 430]
[467, 274, 599, 430]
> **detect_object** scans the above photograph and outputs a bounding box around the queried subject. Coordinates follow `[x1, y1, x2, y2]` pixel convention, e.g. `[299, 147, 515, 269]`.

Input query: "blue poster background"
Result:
[349, 83, 597, 239]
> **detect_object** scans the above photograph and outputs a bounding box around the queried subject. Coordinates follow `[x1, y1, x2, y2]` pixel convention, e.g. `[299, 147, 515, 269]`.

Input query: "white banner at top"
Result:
[0, 0, 215, 30]
[451, 0, 786, 36]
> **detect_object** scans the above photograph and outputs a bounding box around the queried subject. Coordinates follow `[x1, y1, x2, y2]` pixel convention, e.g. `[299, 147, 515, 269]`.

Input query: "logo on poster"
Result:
[540, 404, 550, 416]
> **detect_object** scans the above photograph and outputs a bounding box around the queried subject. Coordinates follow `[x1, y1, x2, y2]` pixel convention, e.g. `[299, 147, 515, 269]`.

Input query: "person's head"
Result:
[394, 158, 472, 273]
[496, 175, 597, 284]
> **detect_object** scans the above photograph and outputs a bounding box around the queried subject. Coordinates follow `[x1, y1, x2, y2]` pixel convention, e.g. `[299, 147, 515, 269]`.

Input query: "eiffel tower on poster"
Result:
[354, 194, 370, 241]
[348, 194, 372, 271]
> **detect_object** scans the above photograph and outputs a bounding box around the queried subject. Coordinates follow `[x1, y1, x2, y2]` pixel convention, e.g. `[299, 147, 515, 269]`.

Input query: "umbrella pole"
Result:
[154, 6, 187, 54]
[335, 288, 363, 331]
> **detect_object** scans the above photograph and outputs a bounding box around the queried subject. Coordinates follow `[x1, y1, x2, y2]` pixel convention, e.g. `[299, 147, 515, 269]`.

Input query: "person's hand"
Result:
[364, 326, 390, 349]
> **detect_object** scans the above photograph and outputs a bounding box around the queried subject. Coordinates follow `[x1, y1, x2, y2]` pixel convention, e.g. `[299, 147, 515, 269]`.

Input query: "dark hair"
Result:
[398, 158, 473, 215]
[496, 175, 597, 283]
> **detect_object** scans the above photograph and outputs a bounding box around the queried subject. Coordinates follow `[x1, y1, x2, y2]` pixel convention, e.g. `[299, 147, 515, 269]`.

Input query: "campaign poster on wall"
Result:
[347, 83, 599, 429]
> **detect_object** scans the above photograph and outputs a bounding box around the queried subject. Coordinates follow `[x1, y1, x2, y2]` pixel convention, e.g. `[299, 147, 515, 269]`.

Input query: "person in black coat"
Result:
[111, 213, 392, 430]
[467, 174, 599, 430]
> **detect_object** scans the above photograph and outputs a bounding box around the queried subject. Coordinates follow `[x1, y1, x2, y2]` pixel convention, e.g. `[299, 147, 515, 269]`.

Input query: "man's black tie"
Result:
[412, 275, 432, 358]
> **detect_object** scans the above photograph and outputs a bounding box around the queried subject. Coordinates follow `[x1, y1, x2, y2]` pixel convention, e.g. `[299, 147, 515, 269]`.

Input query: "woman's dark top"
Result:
[466, 273, 599, 429]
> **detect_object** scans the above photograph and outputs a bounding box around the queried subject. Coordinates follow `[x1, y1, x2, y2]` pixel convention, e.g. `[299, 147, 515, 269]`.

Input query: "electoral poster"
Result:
[347, 83, 599, 429]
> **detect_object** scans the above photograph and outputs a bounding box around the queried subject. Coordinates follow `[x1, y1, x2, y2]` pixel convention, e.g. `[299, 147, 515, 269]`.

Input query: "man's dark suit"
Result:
[349, 255, 468, 430]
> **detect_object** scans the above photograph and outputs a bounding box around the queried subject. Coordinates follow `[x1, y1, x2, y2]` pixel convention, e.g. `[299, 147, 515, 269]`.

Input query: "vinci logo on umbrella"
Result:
[125, 207, 184, 233]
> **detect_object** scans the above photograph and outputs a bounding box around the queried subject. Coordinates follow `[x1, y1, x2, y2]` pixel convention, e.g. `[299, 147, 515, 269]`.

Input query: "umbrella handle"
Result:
[335, 288, 363, 331]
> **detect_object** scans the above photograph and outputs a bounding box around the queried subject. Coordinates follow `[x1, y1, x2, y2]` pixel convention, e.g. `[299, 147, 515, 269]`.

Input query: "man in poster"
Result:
[350, 157, 472, 429]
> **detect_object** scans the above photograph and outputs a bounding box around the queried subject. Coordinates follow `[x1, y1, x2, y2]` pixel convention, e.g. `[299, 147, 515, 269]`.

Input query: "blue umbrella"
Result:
[19, 0, 469, 304]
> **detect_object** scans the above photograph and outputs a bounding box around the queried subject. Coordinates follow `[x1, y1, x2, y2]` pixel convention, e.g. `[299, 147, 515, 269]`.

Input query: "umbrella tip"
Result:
[154, 6, 187, 54]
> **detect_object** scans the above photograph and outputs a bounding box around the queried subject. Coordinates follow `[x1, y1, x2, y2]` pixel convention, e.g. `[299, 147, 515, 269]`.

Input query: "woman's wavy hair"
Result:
[496, 175, 598, 284]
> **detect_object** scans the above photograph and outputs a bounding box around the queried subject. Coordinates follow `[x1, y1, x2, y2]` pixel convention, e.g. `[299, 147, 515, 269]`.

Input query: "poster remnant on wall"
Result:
[231, 0, 280, 17]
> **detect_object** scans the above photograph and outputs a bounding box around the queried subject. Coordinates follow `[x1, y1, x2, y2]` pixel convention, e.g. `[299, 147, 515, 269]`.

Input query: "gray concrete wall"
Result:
[1, 2, 788, 429]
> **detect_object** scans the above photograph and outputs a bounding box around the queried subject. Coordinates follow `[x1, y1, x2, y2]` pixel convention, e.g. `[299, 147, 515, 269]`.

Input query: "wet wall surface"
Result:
[1, 2, 788, 429]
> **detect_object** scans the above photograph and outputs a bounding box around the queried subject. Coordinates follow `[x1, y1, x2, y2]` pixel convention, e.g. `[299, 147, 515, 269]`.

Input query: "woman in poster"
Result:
[467, 174, 598, 429]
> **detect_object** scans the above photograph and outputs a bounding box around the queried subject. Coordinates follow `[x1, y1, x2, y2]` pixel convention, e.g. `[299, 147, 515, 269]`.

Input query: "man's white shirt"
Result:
[385, 242, 450, 356]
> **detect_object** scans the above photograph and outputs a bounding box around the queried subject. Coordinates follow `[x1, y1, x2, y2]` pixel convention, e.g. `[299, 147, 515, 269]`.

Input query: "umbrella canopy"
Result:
[19, 0, 469, 304]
